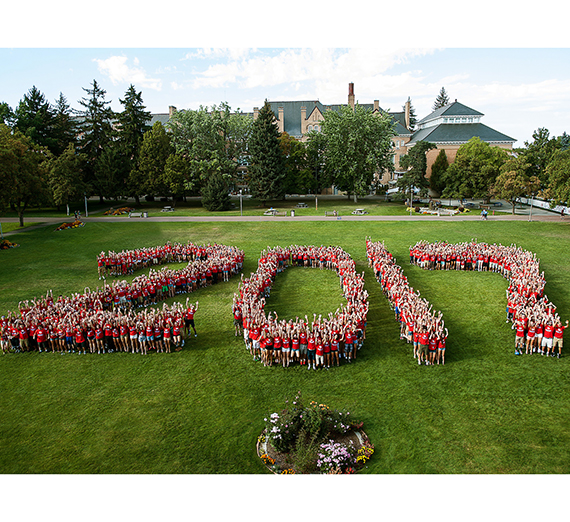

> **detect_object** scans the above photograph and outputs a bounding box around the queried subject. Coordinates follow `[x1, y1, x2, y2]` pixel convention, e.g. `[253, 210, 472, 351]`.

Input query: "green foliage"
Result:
[163, 153, 197, 199]
[491, 156, 538, 214]
[168, 102, 252, 191]
[0, 124, 52, 225]
[441, 137, 509, 200]
[429, 148, 449, 194]
[544, 149, 570, 206]
[13, 86, 58, 153]
[433, 87, 450, 111]
[397, 141, 436, 197]
[51, 93, 78, 157]
[247, 100, 287, 203]
[94, 143, 131, 200]
[129, 122, 173, 198]
[117, 85, 152, 159]
[519, 128, 559, 186]
[321, 104, 395, 200]
[47, 143, 87, 207]
[76, 80, 116, 197]
[201, 171, 231, 211]
[0, 101, 15, 127]
[279, 132, 314, 194]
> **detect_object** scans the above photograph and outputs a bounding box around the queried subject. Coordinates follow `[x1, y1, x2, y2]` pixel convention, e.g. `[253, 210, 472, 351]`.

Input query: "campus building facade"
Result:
[150, 83, 516, 194]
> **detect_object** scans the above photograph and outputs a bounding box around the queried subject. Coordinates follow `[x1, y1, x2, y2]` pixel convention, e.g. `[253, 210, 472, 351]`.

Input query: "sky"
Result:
[1, 3, 569, 148]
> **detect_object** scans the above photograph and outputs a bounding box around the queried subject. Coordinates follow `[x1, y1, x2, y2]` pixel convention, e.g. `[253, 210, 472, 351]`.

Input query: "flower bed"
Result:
[55, 220, 84, 231]
[0, 239, 19, 250]
[256, 392, 374, 474]
[103, 207, 134, 216]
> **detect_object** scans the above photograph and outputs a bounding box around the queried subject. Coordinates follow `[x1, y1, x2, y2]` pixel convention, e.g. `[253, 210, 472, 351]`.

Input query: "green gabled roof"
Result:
[407, 122, 516, 146]
[267, 100, 383, 138]
[418, 101, 484, 125]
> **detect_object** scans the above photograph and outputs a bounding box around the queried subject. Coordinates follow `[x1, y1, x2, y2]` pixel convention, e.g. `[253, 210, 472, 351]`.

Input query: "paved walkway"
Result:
[1, 200, 566, 237]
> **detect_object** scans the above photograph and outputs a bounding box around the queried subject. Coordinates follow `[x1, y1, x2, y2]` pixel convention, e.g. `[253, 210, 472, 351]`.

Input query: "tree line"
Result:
[2, 81, 568, 225]
[0, 82, 400, 223]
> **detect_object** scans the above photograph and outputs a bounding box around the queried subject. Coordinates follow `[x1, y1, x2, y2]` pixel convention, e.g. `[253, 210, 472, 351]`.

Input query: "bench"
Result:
[295, 203, 308, 208]
[325, 211, 340, 217]
[129, 212, 143, 218]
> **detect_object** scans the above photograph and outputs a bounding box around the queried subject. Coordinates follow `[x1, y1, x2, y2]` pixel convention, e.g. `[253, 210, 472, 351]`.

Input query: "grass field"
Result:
[0, 219, 569, 474]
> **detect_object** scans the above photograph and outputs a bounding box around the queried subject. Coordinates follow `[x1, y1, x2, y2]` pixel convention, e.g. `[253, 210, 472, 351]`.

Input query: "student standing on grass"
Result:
[184, 299, 198, 338]
[552, 319, 568, 358]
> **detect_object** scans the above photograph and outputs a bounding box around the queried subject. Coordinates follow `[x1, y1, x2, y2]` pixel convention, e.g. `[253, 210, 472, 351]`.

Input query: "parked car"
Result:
[351, 208, 369, 215]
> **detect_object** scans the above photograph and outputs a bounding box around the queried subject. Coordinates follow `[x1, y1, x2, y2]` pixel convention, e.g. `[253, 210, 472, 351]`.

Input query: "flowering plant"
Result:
[316, 440, 356, 473]
[260, 454, 275, 466]
[264, 392, 358, 454]
[0, 239, 19, 250]
[55, 220, 84, 231]
[356, 441, 375, 465]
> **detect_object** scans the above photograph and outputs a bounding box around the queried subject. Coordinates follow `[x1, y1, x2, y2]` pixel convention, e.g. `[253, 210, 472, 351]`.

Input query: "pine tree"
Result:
[52, 93, 78, 156]
[247, 100, 286, 205]
[117, 85, 152, 163]
[429, 148, 449, 195]
[76, 80, 116, 201]
[201, 171, 231, 211]
[433, 87, 450, 111]
[14, 86, 57, 152]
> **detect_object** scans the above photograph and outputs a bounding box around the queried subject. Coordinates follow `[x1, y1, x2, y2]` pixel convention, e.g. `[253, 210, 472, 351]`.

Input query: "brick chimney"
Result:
[253, 107, 259, 121]
[374, 100, 379, 112]
[169, 105, 177, 117]
[301, 106, 307, 134]
[405, 99, 411, 130]
[348, 82, 355, 109]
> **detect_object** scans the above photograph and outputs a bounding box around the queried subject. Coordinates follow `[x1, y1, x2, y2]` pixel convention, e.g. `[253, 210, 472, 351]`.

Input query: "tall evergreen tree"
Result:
[117, 84, 152, 167]
[201, 171, 232, 211]
[433, 87, 450, 111]
[14, 86, 57, 152]
[51, 93, 78, 156]
[397, 141, 436, 202]
[429, 148, 449, 195]
[0, 102, 15, 127]
[76, 80, 116, 201]
[247, 100, 286, 204]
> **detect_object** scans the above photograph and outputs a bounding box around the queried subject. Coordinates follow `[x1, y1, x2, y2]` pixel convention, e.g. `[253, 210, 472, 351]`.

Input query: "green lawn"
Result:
[0, 220, 569, 474]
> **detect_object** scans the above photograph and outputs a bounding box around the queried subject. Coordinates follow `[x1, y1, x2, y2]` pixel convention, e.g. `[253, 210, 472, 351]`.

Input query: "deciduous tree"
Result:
[397, 141, 436, 203]
[321, 104, 395, 201]
[441, 137, 509, 201]
[490, 156, 538, 214]
[0, 124, 51, 226]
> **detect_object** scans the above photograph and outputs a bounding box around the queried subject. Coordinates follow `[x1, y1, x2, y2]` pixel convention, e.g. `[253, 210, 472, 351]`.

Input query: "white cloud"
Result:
[94, 55, 162, 91]
[191, 48, 437, 93]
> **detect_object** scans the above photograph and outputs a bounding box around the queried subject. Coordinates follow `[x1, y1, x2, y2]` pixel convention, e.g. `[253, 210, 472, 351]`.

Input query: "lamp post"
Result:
[84, 193, 89, 218]
[239, 189, 243, 217]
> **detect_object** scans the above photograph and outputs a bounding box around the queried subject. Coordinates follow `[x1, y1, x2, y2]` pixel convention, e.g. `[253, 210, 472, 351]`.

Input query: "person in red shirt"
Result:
[552, 318, 569, 358]
[514, 320, 526, 355]
[75, 324, 87, 354]
[418, 328, 429, 365]
[184, 299, 199, 338]
[35, 325, 48, 353]
[542, 320, 555, 356]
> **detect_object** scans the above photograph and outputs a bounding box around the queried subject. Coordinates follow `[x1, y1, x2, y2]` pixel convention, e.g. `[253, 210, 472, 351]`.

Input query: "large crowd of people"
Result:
[232, 245, 369, 370]
[0, 243, 244, 356]
[408, 239, 567, 358]
[366, 238, 447, 365]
